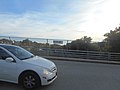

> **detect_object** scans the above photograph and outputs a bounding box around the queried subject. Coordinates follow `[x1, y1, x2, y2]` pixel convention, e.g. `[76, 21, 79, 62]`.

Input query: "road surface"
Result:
[0, 60, 120, 90]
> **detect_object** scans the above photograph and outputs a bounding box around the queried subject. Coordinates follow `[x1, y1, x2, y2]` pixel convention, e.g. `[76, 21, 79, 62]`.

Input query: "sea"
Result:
[0, 36, 72, 45]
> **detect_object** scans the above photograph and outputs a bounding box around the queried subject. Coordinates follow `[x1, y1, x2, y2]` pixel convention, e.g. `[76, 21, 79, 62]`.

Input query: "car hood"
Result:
[23, 56, 55, 69]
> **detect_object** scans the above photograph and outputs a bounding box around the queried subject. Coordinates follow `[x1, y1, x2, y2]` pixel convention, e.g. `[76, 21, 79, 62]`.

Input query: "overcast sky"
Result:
[0, 0, 120, 41]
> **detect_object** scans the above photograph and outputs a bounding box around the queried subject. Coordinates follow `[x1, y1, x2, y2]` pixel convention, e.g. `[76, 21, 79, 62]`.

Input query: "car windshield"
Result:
[2, 45, 34, 60]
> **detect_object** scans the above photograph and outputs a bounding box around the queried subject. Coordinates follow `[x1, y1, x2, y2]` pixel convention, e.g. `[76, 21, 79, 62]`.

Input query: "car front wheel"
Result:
[20, 72, 40, 89]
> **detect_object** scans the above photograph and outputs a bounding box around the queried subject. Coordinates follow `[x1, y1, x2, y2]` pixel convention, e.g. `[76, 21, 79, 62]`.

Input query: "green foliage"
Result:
[1, 26, 120, 53]
[97, 42, 107, 52]
[66, 36, 99, 51]
[104, 27, 120, 52]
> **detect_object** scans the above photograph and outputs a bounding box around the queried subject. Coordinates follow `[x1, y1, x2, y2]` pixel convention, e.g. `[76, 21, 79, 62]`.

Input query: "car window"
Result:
[0, 48, 11, 60]
[1, 45, 34, 60]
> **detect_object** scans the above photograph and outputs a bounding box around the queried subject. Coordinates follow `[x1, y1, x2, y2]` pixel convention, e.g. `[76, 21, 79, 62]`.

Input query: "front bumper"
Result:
[41, 72, 57, 85]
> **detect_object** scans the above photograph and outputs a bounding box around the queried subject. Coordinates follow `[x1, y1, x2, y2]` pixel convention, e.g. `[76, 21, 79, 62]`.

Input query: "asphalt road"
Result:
[1, 60, 120, 90]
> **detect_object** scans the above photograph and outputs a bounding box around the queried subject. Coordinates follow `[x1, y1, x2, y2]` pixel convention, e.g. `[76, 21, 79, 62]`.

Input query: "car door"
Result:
[0, 48, 18, 82]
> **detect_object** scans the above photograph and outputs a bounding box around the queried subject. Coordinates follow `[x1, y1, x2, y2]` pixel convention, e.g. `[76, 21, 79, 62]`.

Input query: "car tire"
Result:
[20, 71, 40, 90]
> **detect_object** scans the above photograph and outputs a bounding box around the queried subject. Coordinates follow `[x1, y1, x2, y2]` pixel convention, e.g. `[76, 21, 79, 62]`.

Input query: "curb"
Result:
[43, 56, 120, 65]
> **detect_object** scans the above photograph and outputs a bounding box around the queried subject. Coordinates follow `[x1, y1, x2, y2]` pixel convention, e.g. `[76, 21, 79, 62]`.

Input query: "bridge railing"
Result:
[0, 36, 120, 61]
[39, 48, 120, 61]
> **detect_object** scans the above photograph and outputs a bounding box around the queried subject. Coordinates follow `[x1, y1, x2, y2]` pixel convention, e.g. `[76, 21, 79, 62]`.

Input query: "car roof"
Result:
[0, 44, 15, 47]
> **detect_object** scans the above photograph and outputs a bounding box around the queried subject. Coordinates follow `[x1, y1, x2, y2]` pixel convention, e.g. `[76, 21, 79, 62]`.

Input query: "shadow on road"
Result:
[0, 81, 56, 90]
[0, 81, 23, 90]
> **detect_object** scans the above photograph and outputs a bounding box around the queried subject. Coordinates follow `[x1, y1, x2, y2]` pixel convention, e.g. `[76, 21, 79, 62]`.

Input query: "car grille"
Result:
[51, 67, 56, 72]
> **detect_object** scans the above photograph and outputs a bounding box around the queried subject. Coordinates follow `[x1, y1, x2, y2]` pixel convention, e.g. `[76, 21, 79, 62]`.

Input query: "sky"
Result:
[0, 0, 120, 42]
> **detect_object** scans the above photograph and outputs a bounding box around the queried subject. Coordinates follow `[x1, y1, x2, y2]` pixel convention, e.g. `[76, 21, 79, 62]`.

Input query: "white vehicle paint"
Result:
[0, 44, 57, 89]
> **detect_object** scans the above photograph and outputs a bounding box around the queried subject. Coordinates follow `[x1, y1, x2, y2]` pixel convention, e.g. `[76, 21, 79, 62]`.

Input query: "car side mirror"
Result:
[5, 57, 14, 62]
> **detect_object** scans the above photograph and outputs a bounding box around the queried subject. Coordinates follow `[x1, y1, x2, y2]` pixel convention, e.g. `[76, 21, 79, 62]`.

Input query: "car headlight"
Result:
[43, 69, 52, 75]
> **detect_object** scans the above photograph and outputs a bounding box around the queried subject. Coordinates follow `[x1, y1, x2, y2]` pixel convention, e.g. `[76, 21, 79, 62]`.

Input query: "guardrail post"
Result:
[86, 51, 89, 59]
[108, 53, 111, 61]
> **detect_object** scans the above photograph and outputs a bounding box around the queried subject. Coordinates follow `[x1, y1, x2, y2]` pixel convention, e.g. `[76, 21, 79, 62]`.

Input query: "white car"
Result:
[0, 44, 57, 89]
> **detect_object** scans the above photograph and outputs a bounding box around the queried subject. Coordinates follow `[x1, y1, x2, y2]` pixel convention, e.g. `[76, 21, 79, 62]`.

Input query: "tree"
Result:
[104, 26, 120, 52]
[21, 38, 33, 46]
[81, 36, 92, 43]
[66, 36, 99, 51]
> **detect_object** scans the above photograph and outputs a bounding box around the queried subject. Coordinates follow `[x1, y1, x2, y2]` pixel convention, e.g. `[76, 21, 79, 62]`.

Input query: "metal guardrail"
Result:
[0, 36, 120, 61]
[39, 48, 120, 61]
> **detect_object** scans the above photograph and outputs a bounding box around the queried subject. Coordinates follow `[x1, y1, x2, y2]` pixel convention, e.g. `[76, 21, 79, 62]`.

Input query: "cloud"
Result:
[0, 0, 120, 42]
[0, 12, 68, 38]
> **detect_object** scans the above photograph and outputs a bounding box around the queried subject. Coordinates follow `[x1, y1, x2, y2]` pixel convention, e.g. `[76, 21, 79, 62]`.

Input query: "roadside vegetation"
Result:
[0, 26, 120, 53]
